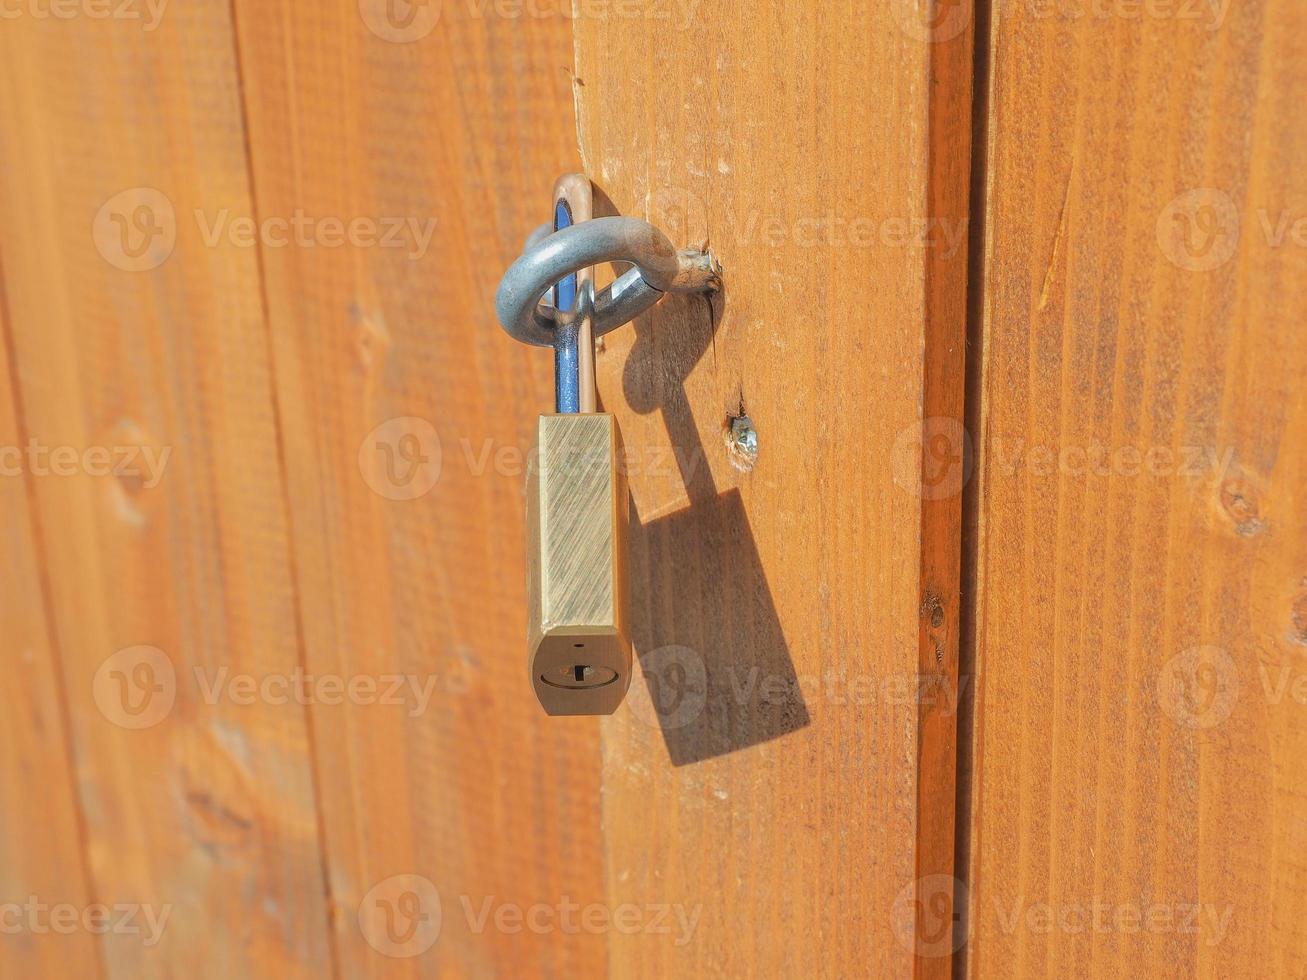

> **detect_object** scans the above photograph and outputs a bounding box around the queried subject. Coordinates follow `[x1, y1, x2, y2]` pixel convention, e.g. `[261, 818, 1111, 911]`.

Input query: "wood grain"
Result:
[0, 7, 333, 977]
[572, 1, 974, 975]
[0, 294, 100, 979]
[6, 0, 1300, 976]
[229, 2, 607, 976]
[964, 0, 1307, 975]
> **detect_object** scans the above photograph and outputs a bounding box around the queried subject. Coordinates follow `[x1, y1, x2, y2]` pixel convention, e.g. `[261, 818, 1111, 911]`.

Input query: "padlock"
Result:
[525, 177, 631, 715]
[526, 412, 630, 715]
[496, 173, 720, 715]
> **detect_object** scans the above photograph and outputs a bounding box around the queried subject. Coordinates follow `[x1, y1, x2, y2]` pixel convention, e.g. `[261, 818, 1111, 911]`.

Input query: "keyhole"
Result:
[539, 661, 618, 690]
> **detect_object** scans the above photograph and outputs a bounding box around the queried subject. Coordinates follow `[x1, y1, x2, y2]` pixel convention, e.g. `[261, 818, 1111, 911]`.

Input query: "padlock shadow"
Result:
[615, 288, 809, 766]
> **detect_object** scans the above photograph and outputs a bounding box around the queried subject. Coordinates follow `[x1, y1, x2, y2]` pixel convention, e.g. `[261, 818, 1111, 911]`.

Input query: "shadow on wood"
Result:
[619, 287, 809, 766]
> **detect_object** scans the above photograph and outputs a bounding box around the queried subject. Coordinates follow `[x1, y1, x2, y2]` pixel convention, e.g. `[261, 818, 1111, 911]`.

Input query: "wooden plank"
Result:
[572, 2, 974, 975]
[0, 301, 100, 978]
[0, 8, 333, 978]
[964, 0, 1307, 975]
[229, 3, 607, 976]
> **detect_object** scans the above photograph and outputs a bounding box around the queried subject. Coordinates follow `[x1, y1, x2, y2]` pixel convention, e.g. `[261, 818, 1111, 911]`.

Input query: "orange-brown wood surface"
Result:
[572, 2, 972, 975]
[0, 7, 334, 980]
[2, 0, 1304, 978]
[0, 6, 333, 977]
[231, 1, 607, 976]
[0, 1, 974, 972]
[0, 306, 99, 978]
[964, 0, 1307, 975]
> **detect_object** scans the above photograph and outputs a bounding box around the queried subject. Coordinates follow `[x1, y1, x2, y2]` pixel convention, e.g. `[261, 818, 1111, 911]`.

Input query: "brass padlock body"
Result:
[526, 413, 630, 715]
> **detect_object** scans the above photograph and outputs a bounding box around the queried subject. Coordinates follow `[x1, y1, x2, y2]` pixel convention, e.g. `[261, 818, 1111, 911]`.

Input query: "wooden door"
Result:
[961, 0, 1307, 974]
[0, 0, 1300, 977]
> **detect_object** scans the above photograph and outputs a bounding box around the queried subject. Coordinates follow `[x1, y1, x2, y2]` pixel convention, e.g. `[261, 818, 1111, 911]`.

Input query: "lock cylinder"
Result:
[526, 413, 630, 715]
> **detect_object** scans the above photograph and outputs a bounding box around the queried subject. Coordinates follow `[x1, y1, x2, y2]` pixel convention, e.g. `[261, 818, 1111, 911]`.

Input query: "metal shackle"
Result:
[495, 185, 721, 350]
